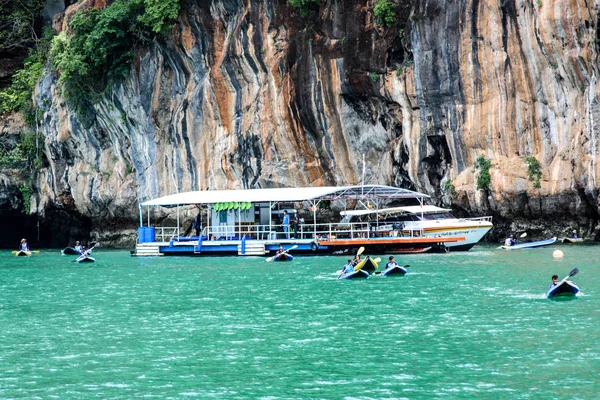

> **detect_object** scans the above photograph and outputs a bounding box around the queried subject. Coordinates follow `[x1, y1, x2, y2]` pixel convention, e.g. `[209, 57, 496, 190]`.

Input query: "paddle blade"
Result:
[11, 251, 17, 254]
[520, 232, 527, 238]
[373, 257, 382, 263]
[265, 256, 274, 262]
[568, 268, 579, 278]
[356, 246, 365, 257]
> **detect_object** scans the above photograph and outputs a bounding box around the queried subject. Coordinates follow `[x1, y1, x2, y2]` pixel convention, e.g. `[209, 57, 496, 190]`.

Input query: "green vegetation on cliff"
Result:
[525, 156, 542, 189]
[50, 0, 180, 108]
[0, 0, 46, 52]
[287, 0, 320, 17]
[473, 156, 492, 191]
[374, 0, 396, 28]
[0, 131, 45, 172]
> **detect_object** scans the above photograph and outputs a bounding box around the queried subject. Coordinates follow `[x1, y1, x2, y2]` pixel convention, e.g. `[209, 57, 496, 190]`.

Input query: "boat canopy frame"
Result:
[138, 185, 430, 238]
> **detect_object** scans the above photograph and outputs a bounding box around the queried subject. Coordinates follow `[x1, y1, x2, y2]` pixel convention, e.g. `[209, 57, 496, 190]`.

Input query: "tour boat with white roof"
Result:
[133, 185, 477, 256]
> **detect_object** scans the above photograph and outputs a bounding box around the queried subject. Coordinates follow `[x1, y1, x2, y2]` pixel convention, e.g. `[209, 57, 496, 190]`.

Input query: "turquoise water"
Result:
[0, 245, 599, 399]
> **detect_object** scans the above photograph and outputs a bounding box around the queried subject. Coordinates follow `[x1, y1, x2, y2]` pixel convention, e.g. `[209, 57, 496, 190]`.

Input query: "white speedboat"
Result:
[340, 205, 493, 252]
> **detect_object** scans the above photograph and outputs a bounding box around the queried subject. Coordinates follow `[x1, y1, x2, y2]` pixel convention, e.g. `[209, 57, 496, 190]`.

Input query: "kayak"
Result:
[338, 269, 369, 280]
[15, 250, 31, 257]
[546, 280, 579, 298]
[61, 247, 81, 256]
[383, 264, 409, 276]
[77, 255, 96, 263]
[500, 237, 557, 250]
[561, 237, 583, 244]
[272, 253, 293, 262]
[354, 256, 379, 273]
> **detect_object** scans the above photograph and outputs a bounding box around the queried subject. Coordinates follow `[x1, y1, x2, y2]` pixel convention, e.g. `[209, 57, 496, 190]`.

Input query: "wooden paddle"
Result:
[266, 245, 298, 262]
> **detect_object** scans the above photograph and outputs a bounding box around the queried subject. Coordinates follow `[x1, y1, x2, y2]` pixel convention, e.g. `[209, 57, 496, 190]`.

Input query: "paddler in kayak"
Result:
[385, 256, 399, 271]
[548, 275, 559, 291]
[275, 244, 284, 256]
[18, 238, 29, 252]
[341, 260, 354, 274]
[351, 253, 362, 267]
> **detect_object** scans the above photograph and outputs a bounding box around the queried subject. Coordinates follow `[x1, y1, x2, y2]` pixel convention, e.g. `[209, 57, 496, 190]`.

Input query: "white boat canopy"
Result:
[340, 205, 451, 217]
[140, 185, 429, 207]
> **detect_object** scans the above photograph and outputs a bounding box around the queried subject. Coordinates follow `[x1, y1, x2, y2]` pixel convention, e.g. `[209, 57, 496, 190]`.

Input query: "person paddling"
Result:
[386, 256, 399, 270]
[19, 238, 29, 252]
[275, 244, 284, 255]
[74, 241, 83, 253]
[548, 275, 559, 291]
[342, 260, 354, 274]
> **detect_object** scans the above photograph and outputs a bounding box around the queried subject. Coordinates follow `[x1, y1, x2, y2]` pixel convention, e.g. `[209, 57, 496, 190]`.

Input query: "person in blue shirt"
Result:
[282, 210, 290, 239]
[74, 241, 83, 253]
[548, 275, 559, 291]
[342, 260, 354, 274]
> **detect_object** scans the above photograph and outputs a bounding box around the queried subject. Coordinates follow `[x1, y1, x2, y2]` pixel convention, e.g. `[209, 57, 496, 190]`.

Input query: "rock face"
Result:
[3, 0, 600, 245]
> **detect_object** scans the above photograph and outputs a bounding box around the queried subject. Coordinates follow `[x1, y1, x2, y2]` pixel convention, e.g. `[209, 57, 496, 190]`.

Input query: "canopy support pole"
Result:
[139, 205, 143, 227]
[176, 205, 180, 238]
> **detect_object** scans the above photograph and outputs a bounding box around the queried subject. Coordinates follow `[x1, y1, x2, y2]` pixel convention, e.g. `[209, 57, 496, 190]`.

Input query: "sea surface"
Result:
[0, 244, 599, 399]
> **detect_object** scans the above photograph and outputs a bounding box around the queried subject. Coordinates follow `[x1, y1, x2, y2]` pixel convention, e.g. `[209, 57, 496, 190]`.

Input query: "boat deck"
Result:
[133, 236, 465, 257]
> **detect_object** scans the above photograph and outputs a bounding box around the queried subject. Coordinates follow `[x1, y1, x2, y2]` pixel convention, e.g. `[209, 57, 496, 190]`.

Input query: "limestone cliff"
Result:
[3, 0, 600, 246]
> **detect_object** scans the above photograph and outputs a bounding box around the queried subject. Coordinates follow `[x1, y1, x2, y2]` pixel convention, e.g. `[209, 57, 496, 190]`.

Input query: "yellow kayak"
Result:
[353, 256, 379, 273]
[15, 250, 32, 257]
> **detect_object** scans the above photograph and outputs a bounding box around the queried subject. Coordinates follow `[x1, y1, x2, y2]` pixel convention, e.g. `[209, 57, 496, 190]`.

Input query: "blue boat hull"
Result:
[272, 253, 293, 262]
[62, 247, 81, 256]
[338, 270, 369, 280]
[383, 265, 408, 276]
[546, 281, 579, 298]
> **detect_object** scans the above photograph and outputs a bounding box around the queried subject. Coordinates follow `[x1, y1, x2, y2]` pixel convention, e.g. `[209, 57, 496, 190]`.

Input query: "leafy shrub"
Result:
[473, 156, 492, 191]
[0, 131, 45, 171]
[0, 28, 54, 123]
[287, 0, 320, 17]
[50, 0, 180, 109]
[370, 72, 379, 82]
[20, 185, 32, 214]
[443, 180, 457, 197]
[525, 156, 542, 189]
[374, 0, 396, 28]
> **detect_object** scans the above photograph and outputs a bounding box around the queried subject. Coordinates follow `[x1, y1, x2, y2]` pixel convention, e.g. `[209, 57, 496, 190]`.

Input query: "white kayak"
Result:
[501, 237, 557, 250]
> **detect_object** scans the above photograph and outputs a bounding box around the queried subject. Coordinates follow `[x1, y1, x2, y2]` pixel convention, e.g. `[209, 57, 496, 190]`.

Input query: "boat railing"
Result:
[155, 226, 180, 242]
[190, 222, 425, 241]
[459, 216, 493, 223]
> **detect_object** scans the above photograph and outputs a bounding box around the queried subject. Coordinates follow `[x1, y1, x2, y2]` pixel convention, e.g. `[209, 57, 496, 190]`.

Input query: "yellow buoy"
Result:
[553, 250, 564, 259]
